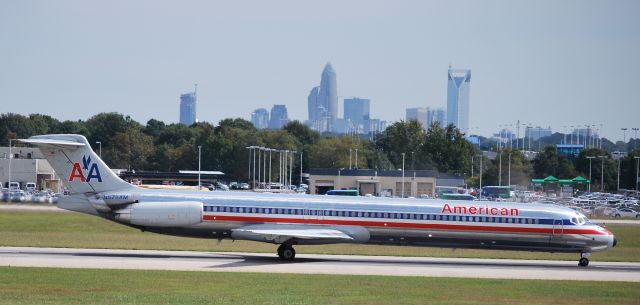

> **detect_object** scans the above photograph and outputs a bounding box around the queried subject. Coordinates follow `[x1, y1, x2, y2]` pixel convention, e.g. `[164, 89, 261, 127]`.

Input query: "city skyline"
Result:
[1, 1, 638, 141]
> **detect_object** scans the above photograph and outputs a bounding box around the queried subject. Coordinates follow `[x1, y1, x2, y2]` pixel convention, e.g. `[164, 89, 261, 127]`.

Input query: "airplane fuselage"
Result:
[63, 189, 615, 254]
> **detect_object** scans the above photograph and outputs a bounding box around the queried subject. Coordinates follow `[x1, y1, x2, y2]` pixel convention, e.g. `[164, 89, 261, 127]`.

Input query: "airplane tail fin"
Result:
[19, 134, 136, 194]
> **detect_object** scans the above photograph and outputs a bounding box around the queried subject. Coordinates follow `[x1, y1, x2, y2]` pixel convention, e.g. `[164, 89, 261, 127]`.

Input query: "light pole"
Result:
[635, 156, 640, 192]
[586, 156, 595, 192]
[599, 155, 607, 192]
[569, 126, 574, 145]
[349, 149, 352, 169]
[526, 125, 532, 151]
[479, 154, 483, 199]
[299, 150, 303, 186]
[257, 147, 262, 189]
[633, 128, 639, 149]
[247, 146, 252, 185]
[536, 126, 542, 152]
[507, 150, 511, 186]
[269, 148, 273, 189]
[401, 152, 406, 198]
[622, 128, 628, 147]
[289, 151, 296, 189]
[8, 139, 12, 189]
[355, 148, 358, 169]
[197, 145, 202, 189]
[498, 147, 502, 186]
[617, 156, 622, 191]
[95, 141, 102, 158]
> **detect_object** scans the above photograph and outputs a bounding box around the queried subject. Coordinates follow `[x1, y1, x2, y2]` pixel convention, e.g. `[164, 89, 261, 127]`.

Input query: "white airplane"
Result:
[20, 134, 617, 267]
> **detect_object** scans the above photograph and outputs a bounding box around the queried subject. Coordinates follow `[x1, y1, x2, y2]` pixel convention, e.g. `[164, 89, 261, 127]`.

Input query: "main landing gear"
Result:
[578, 253, 590, 267]
[277, 244, 296, 261]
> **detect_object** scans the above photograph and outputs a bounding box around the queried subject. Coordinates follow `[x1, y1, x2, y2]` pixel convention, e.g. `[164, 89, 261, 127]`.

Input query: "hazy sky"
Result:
[1, 0, 639, 141]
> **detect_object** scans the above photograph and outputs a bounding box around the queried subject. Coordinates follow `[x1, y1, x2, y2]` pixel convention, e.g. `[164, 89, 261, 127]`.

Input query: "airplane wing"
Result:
[231, 224, 359, 244]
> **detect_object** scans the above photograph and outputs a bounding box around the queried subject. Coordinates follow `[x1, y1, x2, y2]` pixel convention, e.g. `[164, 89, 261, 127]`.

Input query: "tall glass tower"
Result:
[269, 104, 289, 129]
[446, 67, 471, 133]
[251, 108, 269, 129]
[344, 98, 370, 134]
[179, 90, 197, 125]
[318, 63, 338, 132]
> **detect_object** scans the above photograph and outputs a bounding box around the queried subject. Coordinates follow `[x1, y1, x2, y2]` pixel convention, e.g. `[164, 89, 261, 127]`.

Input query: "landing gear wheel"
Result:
[277, 244, 296, 261]
[578, 257, 589, 267]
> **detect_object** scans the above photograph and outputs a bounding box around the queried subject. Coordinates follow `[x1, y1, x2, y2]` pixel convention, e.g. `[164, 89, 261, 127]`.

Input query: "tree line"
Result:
[1, 112, 638, 191]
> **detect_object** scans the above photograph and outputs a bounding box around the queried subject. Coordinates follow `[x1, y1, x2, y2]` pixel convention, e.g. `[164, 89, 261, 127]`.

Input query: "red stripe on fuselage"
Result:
[202, 214, 608, 235]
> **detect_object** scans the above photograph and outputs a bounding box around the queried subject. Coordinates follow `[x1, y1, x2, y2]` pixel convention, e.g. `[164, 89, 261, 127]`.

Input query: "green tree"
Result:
[422, 123, 476, 173]
[532, 145, 577, 179]
[108, 128, 154, 170]
[376, 120, 427, 169]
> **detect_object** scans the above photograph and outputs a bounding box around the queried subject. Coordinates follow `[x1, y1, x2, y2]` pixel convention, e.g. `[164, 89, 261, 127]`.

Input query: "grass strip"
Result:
[0, 267, 639, 305]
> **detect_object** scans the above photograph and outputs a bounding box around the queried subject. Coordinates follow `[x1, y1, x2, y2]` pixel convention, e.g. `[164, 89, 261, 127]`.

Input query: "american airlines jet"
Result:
[20, 134, 617, 267]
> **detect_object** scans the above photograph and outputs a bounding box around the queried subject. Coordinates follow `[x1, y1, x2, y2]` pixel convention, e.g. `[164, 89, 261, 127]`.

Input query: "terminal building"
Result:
[308, 168, 464, 197]
[0, 147, 59, 191]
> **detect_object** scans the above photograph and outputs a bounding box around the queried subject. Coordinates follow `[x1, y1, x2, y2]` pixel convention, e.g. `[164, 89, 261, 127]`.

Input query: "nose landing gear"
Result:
[578, 252, 591, 267]
[277, 243, 296, 261]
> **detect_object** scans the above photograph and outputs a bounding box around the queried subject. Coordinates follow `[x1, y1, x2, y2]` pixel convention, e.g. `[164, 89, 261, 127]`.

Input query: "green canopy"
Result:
[572, 176, 590, 184]
[532, 175, 590, 185]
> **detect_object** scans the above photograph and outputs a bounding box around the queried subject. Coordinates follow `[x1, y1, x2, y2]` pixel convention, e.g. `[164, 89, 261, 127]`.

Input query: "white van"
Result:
[25, 182, 36, 193]
[8, 182, 20, 191]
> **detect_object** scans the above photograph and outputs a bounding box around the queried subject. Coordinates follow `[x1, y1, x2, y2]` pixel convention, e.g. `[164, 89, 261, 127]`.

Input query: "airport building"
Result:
[0, 147, 59, 191]
[308, 168, 464, 197]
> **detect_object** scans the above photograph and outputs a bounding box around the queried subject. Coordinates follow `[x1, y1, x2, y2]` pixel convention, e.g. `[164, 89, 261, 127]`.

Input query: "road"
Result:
[1, 247, 639, 282]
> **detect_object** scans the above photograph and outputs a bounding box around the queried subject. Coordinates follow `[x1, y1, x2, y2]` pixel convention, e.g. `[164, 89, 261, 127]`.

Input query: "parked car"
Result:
[9, 190, 27, 202]
[216, 182, 229, 191]
[614, 208, 640, 218]
[239, 183, 250, 190]
[200, 183, 215, 191]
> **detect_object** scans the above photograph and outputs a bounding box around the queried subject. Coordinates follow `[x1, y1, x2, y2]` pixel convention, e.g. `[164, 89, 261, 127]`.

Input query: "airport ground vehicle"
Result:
[19, 134, 617, 267]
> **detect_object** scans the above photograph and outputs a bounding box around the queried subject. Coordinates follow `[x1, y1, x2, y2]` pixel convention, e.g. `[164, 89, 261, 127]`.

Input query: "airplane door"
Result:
[552, 219, 563, 238]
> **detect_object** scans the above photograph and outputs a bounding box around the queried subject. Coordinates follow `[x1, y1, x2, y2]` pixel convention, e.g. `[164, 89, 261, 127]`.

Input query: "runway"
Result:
[1, 247, 639, 282]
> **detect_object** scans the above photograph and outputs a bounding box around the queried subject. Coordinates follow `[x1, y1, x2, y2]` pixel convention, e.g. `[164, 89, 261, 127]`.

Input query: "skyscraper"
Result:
[251, 108, 269, 129]
[307, 63, 338, 133]
[179, 87, 197, 125]
[269, 104, 289, 129]
[307, 86, 320, 123]
[428, 107, 447, 129]
[446, 67, 471, 132]
[344, 98, 370, 134]
[405, 107, 428, 130]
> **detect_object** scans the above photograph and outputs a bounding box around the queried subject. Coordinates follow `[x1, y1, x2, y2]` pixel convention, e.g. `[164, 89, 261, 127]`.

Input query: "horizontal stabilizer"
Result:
[18, 138, 85, 147]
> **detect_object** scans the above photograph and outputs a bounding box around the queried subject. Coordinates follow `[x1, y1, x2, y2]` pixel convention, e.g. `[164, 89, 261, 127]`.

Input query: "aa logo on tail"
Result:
[69, 155, 102, 182]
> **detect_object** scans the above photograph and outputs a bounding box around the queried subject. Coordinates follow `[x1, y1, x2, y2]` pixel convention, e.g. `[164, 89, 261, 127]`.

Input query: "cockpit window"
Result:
[570, 213, 588, 225]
